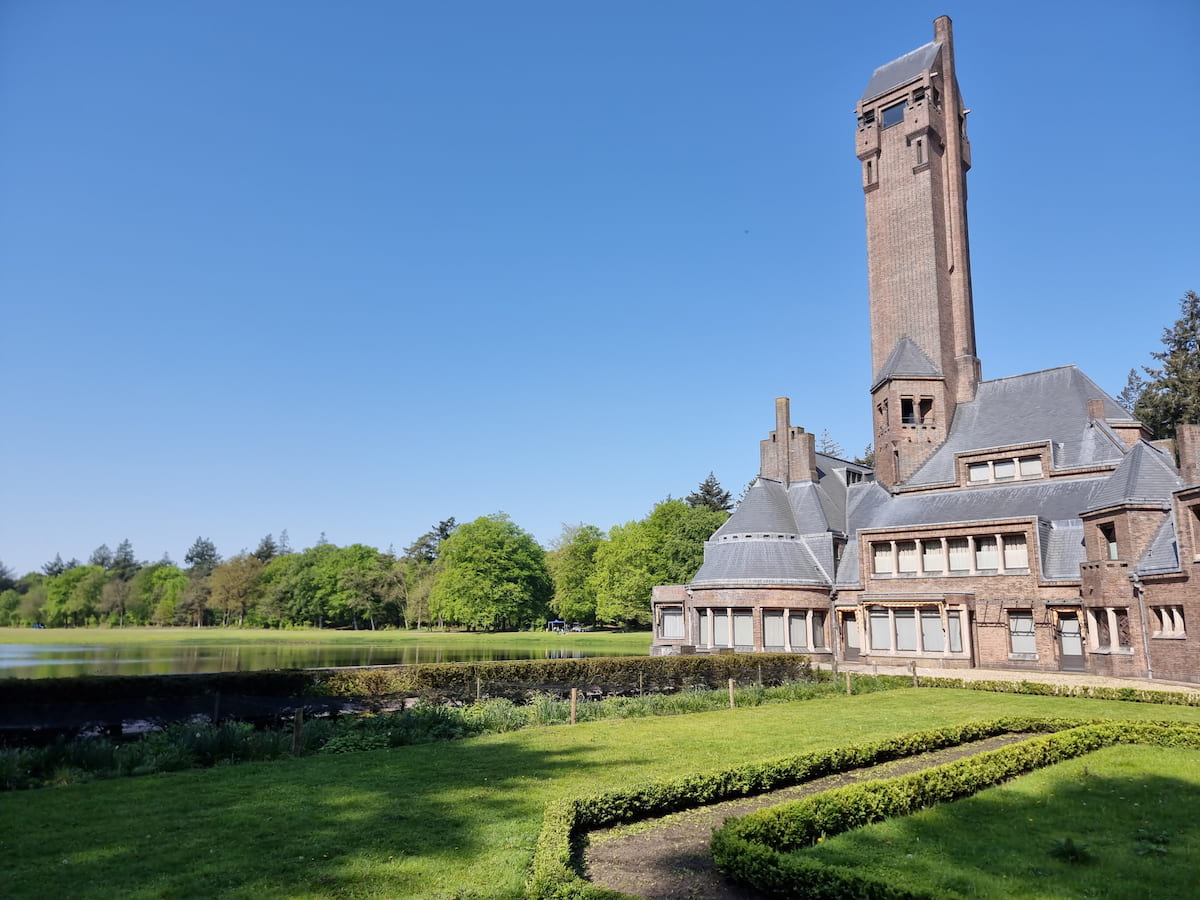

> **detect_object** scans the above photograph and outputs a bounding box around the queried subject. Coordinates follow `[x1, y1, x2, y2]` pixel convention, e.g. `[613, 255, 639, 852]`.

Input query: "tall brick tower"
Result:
[857, 16, 981, 489]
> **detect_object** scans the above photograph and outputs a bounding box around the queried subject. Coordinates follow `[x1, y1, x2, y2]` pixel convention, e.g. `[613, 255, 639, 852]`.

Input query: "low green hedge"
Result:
[711, 721, 1200, 899]
[319, 654, 814, 703]
[523, 716, 1089, 899]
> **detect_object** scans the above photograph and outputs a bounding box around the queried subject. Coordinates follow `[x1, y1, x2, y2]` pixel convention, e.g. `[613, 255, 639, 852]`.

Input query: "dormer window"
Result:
[965, 454, 1045, 485]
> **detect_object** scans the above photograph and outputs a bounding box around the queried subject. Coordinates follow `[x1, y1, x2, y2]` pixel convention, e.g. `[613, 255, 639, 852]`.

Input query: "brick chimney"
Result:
[759, 398, 818, 484]
[1177, 424, 1200, 486]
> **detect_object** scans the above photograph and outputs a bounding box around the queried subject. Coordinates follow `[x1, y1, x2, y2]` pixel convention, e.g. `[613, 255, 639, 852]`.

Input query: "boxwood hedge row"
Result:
[710, 721, 1200, 899]
[523, 716, 1091, 899]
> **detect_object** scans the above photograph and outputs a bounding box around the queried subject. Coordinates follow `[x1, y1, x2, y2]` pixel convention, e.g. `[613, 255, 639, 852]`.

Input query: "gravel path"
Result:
[582, 733, 1030, 900]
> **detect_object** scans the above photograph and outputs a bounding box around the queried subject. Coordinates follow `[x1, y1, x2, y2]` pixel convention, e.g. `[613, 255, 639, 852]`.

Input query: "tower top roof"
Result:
[861, 40, 940, 102]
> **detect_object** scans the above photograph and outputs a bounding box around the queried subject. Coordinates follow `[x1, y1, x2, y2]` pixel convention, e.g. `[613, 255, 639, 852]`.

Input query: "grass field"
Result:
[4, 689, 1200, 898]
[804, 743, 1200, 898]
[0, 625, 652, 653]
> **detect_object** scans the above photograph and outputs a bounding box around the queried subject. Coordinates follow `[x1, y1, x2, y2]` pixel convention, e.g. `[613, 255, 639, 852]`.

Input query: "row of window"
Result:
[662, 608, 829, 650]
[872, 534, 1029, 577]
[967, 455, 1043, 484]
[866, 606, 964, 654]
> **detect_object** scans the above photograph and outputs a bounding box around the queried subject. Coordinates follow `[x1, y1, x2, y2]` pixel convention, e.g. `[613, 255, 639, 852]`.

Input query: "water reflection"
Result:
[0, 641, 632, 679]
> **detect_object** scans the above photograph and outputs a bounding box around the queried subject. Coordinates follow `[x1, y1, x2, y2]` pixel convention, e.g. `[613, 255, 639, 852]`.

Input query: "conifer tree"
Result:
[1134, 290, 1200, 439]
[686, 472, 733, 512]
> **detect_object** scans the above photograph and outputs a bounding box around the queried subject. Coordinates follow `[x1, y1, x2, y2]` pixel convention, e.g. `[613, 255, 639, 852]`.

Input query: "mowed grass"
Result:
[4, 690, 1200, 899]
[0, 625, 652, 654]
[804, 743, 1200, 899]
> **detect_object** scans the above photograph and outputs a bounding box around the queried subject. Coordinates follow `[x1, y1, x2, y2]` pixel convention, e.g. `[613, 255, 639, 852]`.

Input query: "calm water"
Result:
[0, 641, 644, 679]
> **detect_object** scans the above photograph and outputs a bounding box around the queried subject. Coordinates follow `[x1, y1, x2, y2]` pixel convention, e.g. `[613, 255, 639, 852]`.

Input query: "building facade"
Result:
[650, 17, 1200, 683]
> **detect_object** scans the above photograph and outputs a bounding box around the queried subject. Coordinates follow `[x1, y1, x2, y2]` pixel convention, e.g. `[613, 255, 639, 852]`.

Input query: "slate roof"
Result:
[906, 367, 1131, 486]
[1083, 441, 1181, 512]
[1137, 517, 1181, 576]
[861, 41, 940, 102]
[875, 336, 941, 385]
[691, 536, 831, 587]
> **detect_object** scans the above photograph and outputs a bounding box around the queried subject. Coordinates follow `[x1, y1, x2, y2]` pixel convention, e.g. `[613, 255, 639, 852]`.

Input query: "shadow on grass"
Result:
[807, 762, 1200, 899]
[0, 734, 629, 899]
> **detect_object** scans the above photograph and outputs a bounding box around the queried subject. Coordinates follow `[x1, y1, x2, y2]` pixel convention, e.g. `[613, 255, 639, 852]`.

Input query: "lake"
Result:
[0, 639, 648, 679]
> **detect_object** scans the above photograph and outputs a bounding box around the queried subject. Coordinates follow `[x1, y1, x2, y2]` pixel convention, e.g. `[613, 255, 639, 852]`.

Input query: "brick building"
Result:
[650, 16, 1200, 683]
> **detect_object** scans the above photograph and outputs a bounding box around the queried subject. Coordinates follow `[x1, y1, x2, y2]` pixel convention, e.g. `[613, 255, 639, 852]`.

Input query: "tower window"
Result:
[915, 138, 925, 165]
[901, 398, 916, 424]
[918, 397, 934, 423]
[865, 159, 875, 184]
[1100, 523, 1119, 560]
[882, 101, 907, 128]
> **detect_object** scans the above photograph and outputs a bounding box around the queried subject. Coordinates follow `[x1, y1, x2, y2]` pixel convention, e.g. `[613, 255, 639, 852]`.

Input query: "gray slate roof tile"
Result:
[861, 41, 940, 101]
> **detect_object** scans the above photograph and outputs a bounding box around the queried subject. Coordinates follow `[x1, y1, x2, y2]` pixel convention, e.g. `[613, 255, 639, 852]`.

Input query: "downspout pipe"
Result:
[1131, 574, 1153, 681]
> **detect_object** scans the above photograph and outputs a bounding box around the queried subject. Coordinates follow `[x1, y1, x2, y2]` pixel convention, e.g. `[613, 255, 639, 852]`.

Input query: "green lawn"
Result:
[0, 625, 651, 653]
[804, 743, 1200, 899]
[4, 690, 1200, 899]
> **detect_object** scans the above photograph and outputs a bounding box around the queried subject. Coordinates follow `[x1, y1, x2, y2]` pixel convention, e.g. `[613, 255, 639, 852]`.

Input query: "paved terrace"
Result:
[818, 661, 1200, 696]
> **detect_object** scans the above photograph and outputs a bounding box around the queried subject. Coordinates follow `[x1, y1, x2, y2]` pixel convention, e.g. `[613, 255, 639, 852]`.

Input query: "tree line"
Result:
[0, 477, 733, 632]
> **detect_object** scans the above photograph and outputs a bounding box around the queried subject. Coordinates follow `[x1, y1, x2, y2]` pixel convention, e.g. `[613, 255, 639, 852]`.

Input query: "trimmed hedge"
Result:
[711, 721, 1200, 899]
[524, 716, 1092, 899]
[318, 654, 814, 703]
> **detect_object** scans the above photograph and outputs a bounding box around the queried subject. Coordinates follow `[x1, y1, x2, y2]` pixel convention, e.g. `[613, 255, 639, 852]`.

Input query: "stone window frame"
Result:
[900, 395, 935, 427]
[1087, 607, 1134, 654]
[956, 444, 1050, 488]
[1151, 605, 1186, 639]
[657, 606, 685, 640]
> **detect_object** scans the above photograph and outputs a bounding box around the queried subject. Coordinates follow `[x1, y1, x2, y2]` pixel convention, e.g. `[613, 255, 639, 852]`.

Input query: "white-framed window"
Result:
[921, 540, 943, 573]
[1153, 606, 1186, 638]
[873, 543, 894, 575]
[811, 611, 827, 649]
[763, 611, 785, 648]
[920, 609, 944, 652]
[789, 612, 809, 649]
[896, 541, 919, 575]
[712, 610, 730, 647]
[660, 609, 684, 640]
[948, 538, 971, 572]
[968, 462, 989, 483]
[733, 611, 753, 648]
[974, 537, 999, 571]
[1008, 611, 1037, 655]
[1019, 456, 1043, 478]
[1003, 535, 1029, 570]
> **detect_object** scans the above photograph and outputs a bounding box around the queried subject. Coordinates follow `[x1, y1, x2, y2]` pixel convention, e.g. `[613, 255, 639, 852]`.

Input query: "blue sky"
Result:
[2, 1, 1197, 576]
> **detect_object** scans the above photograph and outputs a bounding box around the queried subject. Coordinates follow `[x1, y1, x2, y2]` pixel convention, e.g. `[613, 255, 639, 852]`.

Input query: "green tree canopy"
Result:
[546, 523, 604, 624]
[430, 513, 551, 631]
[184, 537, 221, 575]
[590, 498, 728, 627]
[1134, 290, 1200, 440]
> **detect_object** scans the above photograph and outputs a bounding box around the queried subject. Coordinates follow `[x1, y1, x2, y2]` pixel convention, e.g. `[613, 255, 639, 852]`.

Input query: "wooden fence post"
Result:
[911, 660, 919, 688]
[728, 678, 736, 709]
[570, 688, 578, 726]
[292, 708, 304, 756]
[845, 671, 852, 695]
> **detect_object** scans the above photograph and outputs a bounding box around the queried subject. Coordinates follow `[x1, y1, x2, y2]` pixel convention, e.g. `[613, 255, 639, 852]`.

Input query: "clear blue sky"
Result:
[2, 1, 1197, 576]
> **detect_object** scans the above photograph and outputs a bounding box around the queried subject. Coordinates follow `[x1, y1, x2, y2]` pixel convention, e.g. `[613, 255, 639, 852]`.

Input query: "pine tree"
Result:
[1134, 290, 1200, 440]
[1116, 369, 1147, 415]
[817, 429, 845, 458]
[686, 472, 733, 512]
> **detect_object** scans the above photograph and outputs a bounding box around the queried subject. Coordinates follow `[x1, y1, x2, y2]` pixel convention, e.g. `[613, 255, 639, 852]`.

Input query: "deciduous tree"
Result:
[590, 499, 728, 627]
[430, 514, 551, 631]
[546, 524, 604, 624]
